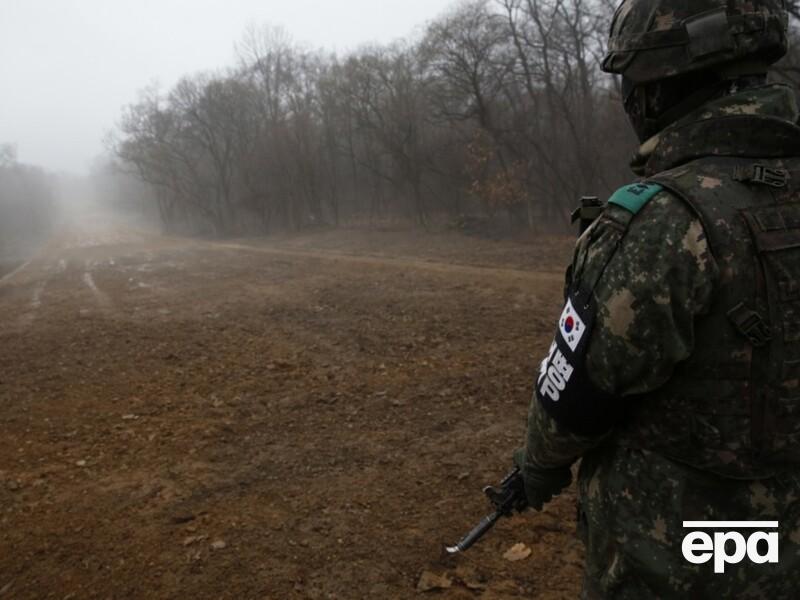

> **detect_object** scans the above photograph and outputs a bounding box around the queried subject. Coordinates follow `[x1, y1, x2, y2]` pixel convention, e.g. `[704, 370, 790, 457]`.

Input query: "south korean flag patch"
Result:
[558, 299, 586, 352]
[535, 286, 619, 435]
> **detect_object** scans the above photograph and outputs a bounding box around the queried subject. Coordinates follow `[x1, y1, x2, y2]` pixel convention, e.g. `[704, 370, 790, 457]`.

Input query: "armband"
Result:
[535, 287, 621, 435]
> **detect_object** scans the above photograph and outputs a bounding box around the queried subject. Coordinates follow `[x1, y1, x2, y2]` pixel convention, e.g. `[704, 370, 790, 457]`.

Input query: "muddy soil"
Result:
[0, 226, 583, 599]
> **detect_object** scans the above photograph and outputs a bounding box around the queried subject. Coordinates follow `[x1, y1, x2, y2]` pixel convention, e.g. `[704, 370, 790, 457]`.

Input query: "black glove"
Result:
[512, 447, 573, 511]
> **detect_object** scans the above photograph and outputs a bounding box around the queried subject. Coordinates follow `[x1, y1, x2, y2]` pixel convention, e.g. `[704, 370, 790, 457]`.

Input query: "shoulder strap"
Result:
[571, 183, 659, 301]
[650, 158, 777, 456]
[575, 182, 663, 294]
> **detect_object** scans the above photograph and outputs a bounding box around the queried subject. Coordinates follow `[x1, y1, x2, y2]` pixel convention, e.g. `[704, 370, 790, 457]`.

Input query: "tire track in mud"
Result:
[16, 277, 49, 328]
[4, 255, 114, 330]
[82, 262, 112, 309]
[5, 258, 54, 328]
[0, 260, 31, 285]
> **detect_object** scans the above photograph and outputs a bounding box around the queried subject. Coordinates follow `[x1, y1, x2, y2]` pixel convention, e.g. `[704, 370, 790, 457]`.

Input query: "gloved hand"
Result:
[512, 447, 573, 511]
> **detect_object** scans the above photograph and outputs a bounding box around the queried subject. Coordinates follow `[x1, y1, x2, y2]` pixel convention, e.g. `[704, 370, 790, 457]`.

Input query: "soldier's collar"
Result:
[631, 84, 800, 176]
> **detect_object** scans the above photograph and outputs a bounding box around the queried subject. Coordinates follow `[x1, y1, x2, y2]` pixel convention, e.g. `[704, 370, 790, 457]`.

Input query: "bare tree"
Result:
[0, 148, 54, 258]
[112, 0, 636, 236]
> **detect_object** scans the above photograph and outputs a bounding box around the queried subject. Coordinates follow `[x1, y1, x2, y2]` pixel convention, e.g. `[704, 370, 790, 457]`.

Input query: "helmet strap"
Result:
[625, 75, 726, 143]
[649, 80, 728, 135]
[715, 59, 771, 79]
[626, 63, 769, 143]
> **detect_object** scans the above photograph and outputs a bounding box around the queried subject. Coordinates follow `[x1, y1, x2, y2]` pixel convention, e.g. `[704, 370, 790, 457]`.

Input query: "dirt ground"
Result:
[0, 222, 585, 599]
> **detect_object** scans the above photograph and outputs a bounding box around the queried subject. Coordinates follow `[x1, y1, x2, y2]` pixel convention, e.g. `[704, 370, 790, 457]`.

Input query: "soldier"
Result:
[513, 1, 800, 597]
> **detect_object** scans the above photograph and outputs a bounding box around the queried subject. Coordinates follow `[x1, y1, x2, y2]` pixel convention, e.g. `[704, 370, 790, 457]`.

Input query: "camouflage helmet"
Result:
[602, 0, 789, 83]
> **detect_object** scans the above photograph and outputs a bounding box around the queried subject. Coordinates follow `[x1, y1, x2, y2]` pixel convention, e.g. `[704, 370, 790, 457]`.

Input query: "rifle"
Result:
[445, 467, 526, 554]
[448, 196, 596, 556]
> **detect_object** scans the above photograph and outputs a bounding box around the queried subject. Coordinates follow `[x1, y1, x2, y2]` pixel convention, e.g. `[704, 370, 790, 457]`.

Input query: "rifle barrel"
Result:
[445, 511, 502, 554]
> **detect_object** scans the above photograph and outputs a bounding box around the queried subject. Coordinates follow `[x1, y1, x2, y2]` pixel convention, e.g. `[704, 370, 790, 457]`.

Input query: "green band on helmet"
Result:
[608, 183, 664, 215]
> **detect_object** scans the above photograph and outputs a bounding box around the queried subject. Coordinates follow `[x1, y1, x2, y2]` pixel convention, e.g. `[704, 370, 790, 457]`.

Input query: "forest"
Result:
[110, 0, 635, 235]
[5, 0, 800, 242]
[0, 144, 54, 262]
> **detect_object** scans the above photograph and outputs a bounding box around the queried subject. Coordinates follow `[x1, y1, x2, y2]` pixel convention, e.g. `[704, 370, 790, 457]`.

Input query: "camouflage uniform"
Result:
[519, 83, 800, 597]
[514, 2, 800, 595]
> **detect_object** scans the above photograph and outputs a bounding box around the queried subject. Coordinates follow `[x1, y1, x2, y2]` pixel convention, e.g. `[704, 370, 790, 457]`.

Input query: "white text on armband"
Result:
[537, 342, 575, 402]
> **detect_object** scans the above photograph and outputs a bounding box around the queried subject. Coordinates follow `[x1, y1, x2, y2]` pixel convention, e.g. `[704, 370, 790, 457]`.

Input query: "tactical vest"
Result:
[616, 155, 800, 479]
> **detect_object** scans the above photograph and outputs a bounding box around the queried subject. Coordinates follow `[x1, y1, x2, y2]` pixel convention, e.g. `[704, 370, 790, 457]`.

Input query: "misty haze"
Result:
[3, 1, 800, 598]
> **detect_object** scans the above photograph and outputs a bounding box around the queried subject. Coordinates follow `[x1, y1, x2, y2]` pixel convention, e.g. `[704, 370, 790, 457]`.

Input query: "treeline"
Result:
[111, 0, 799, 236]
[0, 144, 54, 259]
[111, 0, 632, 235]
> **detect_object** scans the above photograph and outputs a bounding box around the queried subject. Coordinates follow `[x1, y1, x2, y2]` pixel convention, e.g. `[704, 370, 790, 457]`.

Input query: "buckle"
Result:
[733, 164, 788, 188]
[727, 303, 772, 347]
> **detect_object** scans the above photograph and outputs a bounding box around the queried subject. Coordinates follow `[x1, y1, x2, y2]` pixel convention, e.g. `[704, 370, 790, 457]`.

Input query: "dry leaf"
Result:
[416, 570, 452, 592]
[503, 542, 531, 562]
[454, 566, 487, 591]
[181, 534, 207, 547]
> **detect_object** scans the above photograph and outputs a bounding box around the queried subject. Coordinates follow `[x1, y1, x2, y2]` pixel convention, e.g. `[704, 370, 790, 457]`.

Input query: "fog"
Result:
[3, 0, 797, 258]
[0, 0, 456, 175]
[0, 0, 458, 267]
[4, 3, 800, 597]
